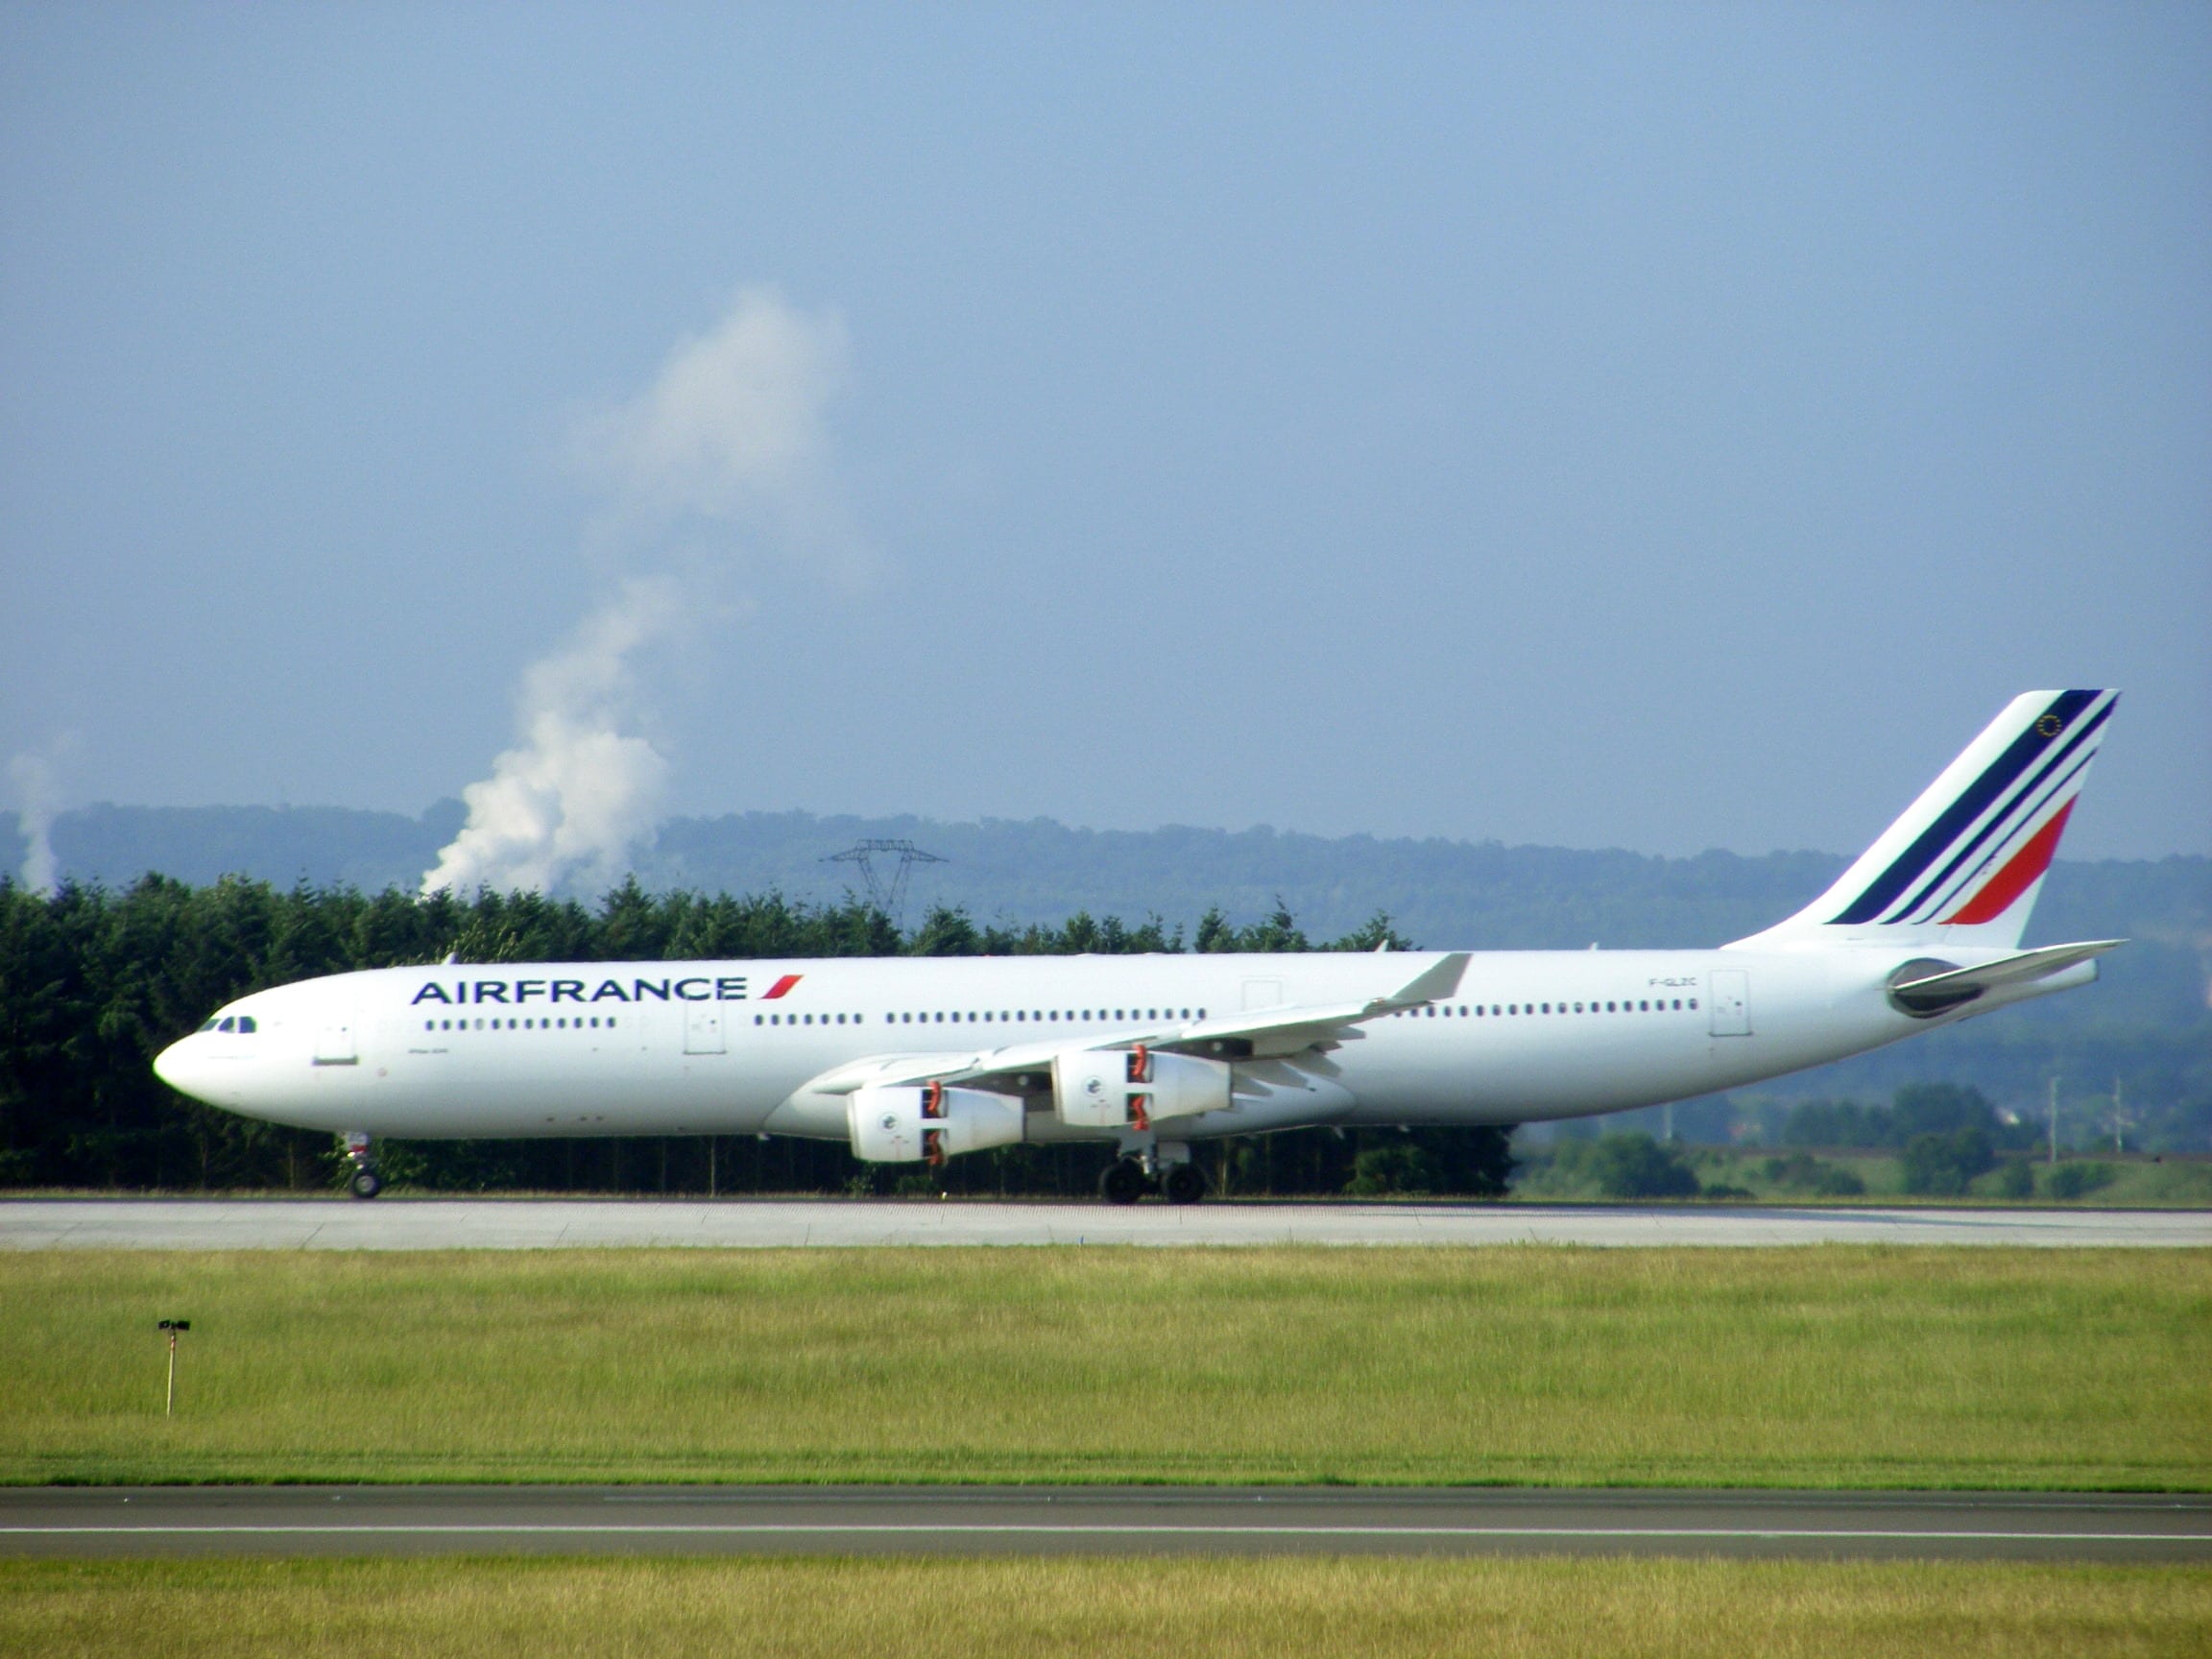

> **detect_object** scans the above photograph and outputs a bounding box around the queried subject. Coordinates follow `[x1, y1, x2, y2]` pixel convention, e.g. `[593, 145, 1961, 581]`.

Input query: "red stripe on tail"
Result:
[1940, 800, 2076, 926]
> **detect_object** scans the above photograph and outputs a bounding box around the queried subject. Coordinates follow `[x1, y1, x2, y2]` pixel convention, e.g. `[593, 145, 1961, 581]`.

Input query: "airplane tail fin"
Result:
[1729, 689, 2118, 951]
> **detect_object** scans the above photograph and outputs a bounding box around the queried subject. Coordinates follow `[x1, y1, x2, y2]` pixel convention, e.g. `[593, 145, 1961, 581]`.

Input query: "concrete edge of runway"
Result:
[3, 1484, 2206, 1563]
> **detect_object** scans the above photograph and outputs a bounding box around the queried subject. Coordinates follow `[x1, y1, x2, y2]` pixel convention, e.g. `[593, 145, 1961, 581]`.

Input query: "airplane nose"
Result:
[154, 1039, 200, 1098]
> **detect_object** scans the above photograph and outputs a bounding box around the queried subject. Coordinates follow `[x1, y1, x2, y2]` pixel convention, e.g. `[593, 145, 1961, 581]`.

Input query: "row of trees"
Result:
[1773, 1085, 2032, 1154]
[0, 876, 1511, 1197]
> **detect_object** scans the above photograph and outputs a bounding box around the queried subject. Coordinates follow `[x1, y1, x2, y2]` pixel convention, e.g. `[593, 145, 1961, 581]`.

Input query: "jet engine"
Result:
[847, 1081, 1025, 1165]
[1052, 1046, 1232, 1129]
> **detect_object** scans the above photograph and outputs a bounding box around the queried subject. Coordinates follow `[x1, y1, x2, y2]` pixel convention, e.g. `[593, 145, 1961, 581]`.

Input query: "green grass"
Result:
[2, 1248, 2206, 1488]
[3, 1558, 2207, 1658]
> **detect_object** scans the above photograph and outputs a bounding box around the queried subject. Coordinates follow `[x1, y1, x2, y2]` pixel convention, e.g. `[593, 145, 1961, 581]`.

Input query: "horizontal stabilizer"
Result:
[1889, 939, 2124, 1014]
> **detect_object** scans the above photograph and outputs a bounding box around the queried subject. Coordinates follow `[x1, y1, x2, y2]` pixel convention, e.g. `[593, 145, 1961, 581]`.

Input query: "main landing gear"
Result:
[1097, 1147, 1209, 1206]
[1161, 1163, 1207, 1206]
[343, 1130, 381, 1199]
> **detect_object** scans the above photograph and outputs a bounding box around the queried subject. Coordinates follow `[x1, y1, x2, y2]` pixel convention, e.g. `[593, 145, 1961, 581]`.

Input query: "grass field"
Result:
[4, 1247, 2205, 1488]
[4, 1557, 2208, 1658]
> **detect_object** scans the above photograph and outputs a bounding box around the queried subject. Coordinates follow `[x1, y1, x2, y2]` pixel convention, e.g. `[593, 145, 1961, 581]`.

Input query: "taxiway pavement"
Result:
[3, 1486, 2203, 1562]
[0, 1197, 2204, 1250]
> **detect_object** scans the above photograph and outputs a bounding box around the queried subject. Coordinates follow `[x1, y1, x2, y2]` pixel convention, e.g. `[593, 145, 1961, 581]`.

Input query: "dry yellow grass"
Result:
[3, 1247, 2206, 1487]
[2, 1556, 2207, 1659]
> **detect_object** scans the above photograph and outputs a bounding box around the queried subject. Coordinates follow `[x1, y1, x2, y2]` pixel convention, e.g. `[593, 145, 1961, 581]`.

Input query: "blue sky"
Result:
[3, 4, 2206, 883]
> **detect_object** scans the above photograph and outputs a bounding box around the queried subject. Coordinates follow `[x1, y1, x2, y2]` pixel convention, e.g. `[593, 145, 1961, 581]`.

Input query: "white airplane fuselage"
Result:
[150, 688, 2125, 1190]
[155, 943, 2090, 1143]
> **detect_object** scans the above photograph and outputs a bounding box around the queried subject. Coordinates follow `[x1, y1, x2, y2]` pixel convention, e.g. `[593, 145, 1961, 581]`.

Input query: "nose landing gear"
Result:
[342, 1131, 381, 1199]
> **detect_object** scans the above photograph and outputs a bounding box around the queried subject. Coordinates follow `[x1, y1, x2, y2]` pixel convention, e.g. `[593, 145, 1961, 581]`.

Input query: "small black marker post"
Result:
[157, 1319, 190, 1417]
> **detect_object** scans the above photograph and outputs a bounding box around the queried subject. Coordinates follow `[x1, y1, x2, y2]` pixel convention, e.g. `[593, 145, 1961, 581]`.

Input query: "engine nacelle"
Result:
[1052, 1046, 1233, 1129]
[847, 1082, 1025, 1164]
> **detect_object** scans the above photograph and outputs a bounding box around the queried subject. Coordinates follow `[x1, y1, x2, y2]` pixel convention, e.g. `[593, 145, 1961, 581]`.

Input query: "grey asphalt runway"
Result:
[4, 1197, 2205, 1249]
[3, 1486, 2204, 1562]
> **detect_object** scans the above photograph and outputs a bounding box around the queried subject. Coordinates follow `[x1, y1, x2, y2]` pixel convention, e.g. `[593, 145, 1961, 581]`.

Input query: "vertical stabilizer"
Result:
[1729, 689, 2117, 951]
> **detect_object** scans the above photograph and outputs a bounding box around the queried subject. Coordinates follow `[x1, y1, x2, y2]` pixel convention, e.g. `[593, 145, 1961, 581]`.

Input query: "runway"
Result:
[3, 1486, 2203, 1562]
[1, 1196, 2204, 1249]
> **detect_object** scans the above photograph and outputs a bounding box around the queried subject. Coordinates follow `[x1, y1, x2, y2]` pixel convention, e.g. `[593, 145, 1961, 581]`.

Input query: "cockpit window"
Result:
[218, 1018, 236, 1033]
[237, 1016, 257, 1034]
[198, 1018, 219, 1032]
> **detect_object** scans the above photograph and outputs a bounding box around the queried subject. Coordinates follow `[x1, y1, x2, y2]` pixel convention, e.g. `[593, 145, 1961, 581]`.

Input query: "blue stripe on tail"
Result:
[1830, 689, 2100, 925]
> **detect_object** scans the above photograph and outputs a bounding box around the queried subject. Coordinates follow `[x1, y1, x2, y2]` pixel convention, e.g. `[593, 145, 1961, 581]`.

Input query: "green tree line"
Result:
[0, 876, 1510, 1199]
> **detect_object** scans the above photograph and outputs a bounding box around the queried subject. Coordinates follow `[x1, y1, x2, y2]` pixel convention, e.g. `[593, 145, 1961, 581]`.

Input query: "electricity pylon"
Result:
[824, 839, 947, 925]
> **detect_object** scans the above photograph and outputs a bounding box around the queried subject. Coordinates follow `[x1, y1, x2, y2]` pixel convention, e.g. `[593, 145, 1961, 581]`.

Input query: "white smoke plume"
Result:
[572, 286, 858, 570]
[8, 752, 61, 896]
[420, 579, 678, 897]
[423, 288, 855, 897]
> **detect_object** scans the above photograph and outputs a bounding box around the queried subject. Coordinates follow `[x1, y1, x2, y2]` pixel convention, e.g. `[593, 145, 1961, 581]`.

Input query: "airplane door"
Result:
[685, 1002, 726, 1055]
[313, 1020, 357, 1066]
[1708, 970, 1751, 1037]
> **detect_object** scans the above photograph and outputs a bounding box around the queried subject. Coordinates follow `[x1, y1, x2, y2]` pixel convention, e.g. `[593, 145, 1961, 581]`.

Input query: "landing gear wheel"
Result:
[349, 1169, 383, 1200]
[1098, 1159, 1150, 1206]
[1162, 1163, 1207, 1206]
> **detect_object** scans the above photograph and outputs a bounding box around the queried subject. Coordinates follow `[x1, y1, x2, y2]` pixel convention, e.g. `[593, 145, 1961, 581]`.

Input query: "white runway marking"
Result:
[6, 1488, 2205, 1561]
[1, 1197, 2204, 1249]
[4, 1524, 2187, 1542]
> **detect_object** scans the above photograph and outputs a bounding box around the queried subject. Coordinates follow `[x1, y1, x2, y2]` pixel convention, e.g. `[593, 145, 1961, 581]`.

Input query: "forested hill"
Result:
[22, 800, 2210, 958]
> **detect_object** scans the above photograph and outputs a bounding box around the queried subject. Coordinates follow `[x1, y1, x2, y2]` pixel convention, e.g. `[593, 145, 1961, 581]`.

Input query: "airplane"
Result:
[155, 689, 2123, 1204]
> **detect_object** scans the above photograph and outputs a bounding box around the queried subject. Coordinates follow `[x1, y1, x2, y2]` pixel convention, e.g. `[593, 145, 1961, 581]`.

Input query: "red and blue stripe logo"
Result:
[1830, 689, 2114, 926]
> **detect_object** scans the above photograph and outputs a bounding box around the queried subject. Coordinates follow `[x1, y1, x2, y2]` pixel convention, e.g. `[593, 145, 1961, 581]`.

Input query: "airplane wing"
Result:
[798, 952, 1470, 1096]
[1165, 950, 1469, 1057]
